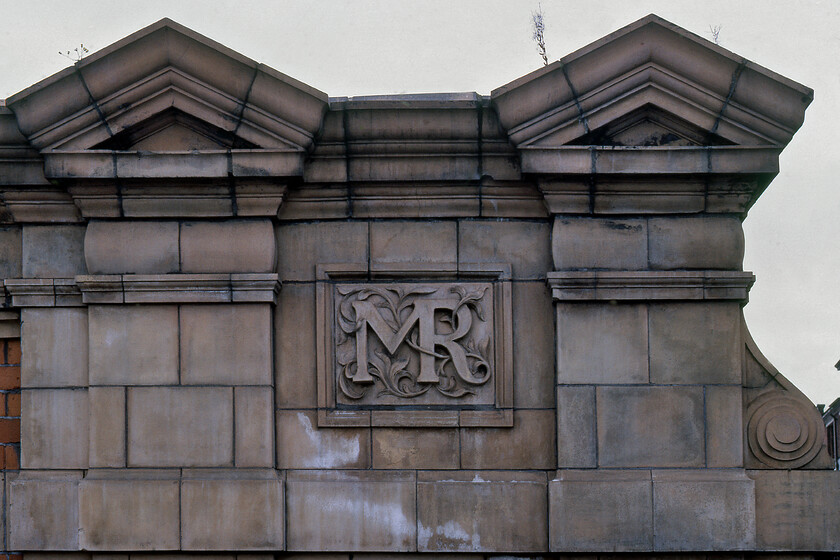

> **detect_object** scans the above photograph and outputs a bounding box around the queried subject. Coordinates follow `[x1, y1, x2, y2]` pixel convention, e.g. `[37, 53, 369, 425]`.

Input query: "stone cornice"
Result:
[76, 274, 281, 304]
[0, 15, 811, 221]
[4, 274, 281, 306]
[4, 279, 83, 307]
[547, 270, 755, 302]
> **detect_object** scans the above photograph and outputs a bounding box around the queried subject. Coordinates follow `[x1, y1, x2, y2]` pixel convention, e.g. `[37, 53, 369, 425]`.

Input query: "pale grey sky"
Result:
[1, 0, 838, 404]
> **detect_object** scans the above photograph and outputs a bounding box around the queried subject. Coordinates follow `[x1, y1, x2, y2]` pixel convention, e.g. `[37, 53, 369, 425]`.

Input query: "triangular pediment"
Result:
[491, 15, 812, 149]
[4, 18, 328, 154]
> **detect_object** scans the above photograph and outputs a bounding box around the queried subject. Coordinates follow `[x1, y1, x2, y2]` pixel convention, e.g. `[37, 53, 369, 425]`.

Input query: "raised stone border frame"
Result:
[316, 262, 513, 428]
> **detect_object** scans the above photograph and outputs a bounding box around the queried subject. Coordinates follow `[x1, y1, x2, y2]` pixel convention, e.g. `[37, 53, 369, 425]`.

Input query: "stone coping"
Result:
[547, 270, 755, 302]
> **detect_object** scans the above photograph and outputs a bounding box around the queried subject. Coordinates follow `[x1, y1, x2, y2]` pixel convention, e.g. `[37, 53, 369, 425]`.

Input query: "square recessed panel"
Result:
[316, 264, 512, 427]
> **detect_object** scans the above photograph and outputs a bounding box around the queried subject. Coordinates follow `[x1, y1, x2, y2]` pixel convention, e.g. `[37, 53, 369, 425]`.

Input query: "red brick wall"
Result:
[0, 339, 20, 469]
[1, 338, 21, 560]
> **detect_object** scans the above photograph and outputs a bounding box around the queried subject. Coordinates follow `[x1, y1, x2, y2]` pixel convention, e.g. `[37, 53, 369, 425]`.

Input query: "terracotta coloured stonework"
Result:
[0, 14, 837, 559]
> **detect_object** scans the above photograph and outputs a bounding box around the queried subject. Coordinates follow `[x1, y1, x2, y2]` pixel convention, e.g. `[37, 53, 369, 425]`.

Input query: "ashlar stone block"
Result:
[556, 385, 596, 468]
[88, 305, 178, 385]
[180, 220, 276, 273]
[276, 410, 369, 469]
[89, 386, 126, 468]
[0, 226, 21, 279]
[460, 409, 555, 469]
[648, 215, 744, 270]
[127, 387, 233, 467]
[556, 303, 648, 384]
[79, 475, 180, 550]
[512, 281, 554, 408]
[652, 470, 756, 551]
[22, 224, 87, 277]
[417, 471, 547, 552]
[181, 472, 284, 550]
[276, 222, 369, 281]
[372, 428, 459, 469]
[85, 221, 179, 274]
[597, 386, 704, 467]
[234, 386, 274, 467]
[751, 469, 840, 551]
[706, 385, 744, 468]
[549, 470, 653, 552]
[286, 470, 416, 551]
[275, 283, 317, 408]
[9, 472, 81, 550]
[21, 389, 88, 469]
[648, 302, 740, 384]
[21, 308, 88, 387]
[458, 220, 551, 279]
[180, 304, 272, 385]
[370, 220, 456, 272]
[552, 217, 647, 270]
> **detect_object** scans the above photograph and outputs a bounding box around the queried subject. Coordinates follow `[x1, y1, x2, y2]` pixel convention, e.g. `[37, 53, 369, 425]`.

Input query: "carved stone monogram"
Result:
[335, 283, 494, 406]
[316, 264, 513, 427]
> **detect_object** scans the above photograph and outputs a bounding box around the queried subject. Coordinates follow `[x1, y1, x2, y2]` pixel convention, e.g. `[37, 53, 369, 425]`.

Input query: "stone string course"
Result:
[0, 13, 836, 560]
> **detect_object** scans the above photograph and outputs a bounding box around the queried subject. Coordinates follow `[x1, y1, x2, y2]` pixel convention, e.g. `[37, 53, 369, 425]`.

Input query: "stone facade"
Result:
[0, 14, 837, 559]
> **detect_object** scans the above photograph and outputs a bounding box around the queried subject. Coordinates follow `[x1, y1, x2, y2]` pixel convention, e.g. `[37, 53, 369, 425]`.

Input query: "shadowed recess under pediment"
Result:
[92, 108, 259, 151]
[567, 105, 735, 147]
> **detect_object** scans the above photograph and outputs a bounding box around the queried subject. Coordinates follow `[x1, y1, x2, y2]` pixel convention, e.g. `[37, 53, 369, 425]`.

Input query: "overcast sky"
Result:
[1, 0, 838, 404]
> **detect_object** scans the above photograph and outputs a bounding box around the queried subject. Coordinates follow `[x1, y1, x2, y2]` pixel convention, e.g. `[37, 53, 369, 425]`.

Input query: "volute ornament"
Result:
[746, 391, 823, 468]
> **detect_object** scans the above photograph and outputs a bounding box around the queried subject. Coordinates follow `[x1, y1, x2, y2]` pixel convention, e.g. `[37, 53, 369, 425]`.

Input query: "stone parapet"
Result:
[0, 12, 833, 559]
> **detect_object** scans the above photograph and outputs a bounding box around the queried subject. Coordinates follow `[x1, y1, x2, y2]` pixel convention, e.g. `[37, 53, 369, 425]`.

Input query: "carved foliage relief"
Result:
[316, 265, 513, 427]
[335, 283, 495, 406]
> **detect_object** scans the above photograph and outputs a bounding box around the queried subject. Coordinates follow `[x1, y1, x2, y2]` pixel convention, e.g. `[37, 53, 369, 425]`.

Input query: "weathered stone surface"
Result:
[556, 303, 648, 384]
[276, 222, 368, 281]
[512, 281, 554, 408]
[276, 410, 370, 468]
[751, 469, 840, 551]
[79, 475, 180, 550]
[706, 385, 743, 468]
[127, 387, 233, 467]
[0, 226, 21, 279]
[286, 470, 416, 551]
[550, 470, 653, 552]
[85, 221, 179, 274]
[21, 389, 88, 468]
[89, 386, 126, 468]
[180, 220, 276, 273]
[372, 428, 459, 469]
[234, 387, 274, 467]
[649, 302, 741, 384]
[275, 283, 317, 408]
[745, 389, 827, 469]
[458, 220, 551, 279]
[370, 221, 457, 272]
[556, 385, 596, 468]
[417, 471, 547, 552]
[460, 410, 554, 469]
[9, 472, 81, 550]
[597, 386, 704, 467]
[22, 225, 87, 277]
[88, 305, 179, 385]
[652, 470, 756, 551]
[21, 308, 88, 387]
[180, 304, 272, 385]
[552, 217, 646, 270]
[181, 472, 284, 550]
[648, 216, 744, 270]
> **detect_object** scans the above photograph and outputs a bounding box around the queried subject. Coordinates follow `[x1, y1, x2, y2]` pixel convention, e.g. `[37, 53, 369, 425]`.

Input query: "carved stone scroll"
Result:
[316, 264, 513, 428]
